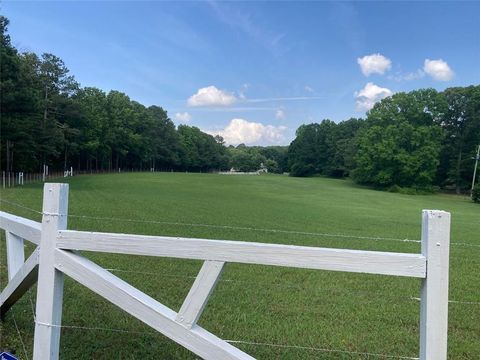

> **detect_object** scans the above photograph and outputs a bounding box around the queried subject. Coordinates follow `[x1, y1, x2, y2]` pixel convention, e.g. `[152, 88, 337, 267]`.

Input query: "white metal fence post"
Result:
[33, 183, 69, 360]
[419, 210, 451, 360]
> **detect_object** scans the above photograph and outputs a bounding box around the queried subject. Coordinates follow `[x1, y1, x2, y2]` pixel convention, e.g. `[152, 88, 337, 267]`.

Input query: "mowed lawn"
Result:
[0, 173, 479, 359]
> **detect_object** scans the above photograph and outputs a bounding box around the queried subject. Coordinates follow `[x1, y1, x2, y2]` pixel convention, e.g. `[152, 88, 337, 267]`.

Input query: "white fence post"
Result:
[419, 210, 451, 360]
[6, 232, 25, 281]
[33, 183, 69, 360]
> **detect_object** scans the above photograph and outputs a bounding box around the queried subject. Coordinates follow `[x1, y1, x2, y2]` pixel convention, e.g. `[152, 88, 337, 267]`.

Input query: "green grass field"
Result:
[1, 173, 479, 359]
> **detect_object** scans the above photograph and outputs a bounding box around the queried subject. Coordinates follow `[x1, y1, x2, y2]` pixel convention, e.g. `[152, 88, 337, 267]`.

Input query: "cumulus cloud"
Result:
[175, 112, 191, 122]
[188, 86, 237, 107]
[423, 59, 454, 81]
[275, 109, 285, 120]
[211, 118, 287, 145]
[355, 82, 393, 111]
[357, 53, 392, 76]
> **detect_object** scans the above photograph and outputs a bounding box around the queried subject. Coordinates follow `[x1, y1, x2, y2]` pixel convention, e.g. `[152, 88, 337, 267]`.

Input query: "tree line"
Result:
[1, 17, 230, 173]
[1, 16, 479, 193]
[1, 16, 288, 175]
[288, 87, 480, 193]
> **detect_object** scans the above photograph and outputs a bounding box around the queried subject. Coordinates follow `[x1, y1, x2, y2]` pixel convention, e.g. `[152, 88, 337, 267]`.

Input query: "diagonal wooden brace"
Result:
[176, 260, 224, 329]
[0, 247, 40, 318]
[54, 249, 253, 360]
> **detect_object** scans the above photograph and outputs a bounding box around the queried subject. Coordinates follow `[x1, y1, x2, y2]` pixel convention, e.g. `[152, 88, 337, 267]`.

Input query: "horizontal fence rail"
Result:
[0, 211, 42, 245]
[56, 230, 427, 278]
[0, 183, 451, 360]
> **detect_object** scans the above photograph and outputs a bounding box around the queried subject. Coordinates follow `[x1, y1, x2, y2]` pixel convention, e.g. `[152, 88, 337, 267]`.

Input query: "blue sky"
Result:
[3, 1, 479, 145]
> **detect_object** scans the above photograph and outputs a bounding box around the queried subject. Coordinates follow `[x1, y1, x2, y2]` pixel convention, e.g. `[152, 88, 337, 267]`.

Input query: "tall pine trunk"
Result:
[455, 150, 462, 194]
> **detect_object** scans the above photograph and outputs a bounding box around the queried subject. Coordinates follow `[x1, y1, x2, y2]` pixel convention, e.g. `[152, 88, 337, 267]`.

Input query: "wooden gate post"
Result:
[419, 210, 451, 360]
[33, 183, 69, 360]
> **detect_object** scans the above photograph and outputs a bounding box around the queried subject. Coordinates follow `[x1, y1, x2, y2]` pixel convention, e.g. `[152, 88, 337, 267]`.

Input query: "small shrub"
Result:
[387, 184, 438, 195]
[388, 184, 402, 193]
[472, 184, 480, 203]
[290, 163, 315, 177]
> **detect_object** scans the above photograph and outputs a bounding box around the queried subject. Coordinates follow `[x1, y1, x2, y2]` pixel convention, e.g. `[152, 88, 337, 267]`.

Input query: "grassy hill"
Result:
[1, 173, 478, 359]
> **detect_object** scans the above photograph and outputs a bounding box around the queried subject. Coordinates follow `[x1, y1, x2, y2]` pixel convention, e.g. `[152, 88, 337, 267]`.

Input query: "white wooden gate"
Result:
[0, 183, 451, 359]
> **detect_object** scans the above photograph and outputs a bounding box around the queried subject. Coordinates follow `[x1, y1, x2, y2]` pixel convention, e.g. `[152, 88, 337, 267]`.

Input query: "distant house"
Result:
[258, 163, 268, 174]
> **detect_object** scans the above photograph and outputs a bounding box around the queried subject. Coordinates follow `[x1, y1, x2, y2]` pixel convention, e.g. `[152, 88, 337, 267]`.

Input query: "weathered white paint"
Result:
[6, 232, 24, 281]
[0, 247, 39, 318]
[0, 211, 41, 245]
[33, 183, 69, 360]
[419, 210, 451, 360]
[176, 260, 225, 329]
[57, 231, 426, 278]
[54, 249, 254, 360]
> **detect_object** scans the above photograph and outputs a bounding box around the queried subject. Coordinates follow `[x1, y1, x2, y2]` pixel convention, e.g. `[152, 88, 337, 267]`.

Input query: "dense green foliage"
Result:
[288, 88, 480, 193]
[353, 90, 446, 189]
[1, 17, 287, 174]
[288, 119, 362, 177]
[0, 17, 229, 173]
[227, 145, 288, 173]
[1, 173, 479, 358]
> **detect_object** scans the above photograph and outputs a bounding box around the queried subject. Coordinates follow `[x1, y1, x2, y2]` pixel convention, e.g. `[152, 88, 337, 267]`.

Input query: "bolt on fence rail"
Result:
[0, 183, 451, 360]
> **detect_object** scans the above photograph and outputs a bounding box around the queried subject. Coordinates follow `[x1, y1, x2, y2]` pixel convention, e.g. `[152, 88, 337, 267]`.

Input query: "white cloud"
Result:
[355, 82, 393, 111]
[175, 112, 191, 122]
[275, 109, 285, 120]
[423, 59, 454, 81]
[211, 118, 287, 145]
[304, 85, 315, 93]
[187, 86, 237, 107]
[357, 53, 392, 76]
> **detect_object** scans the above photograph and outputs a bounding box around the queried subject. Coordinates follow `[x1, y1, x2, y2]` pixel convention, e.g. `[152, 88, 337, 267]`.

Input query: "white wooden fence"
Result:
[0, 183, 451, 359]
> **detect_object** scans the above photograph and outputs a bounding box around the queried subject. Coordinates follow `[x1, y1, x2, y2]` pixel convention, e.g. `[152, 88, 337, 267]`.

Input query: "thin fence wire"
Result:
[13, 268, 480, 310]
[66, 213, 423, 244]
[103, 267, 480, 306]
[0, 199, 42, 216]
[106, 268, 417, 303]
[28, 289, 36, 321]
[12, 311, 30, 360]
[225, 340, 419, 360]
[1, 198, 479, 249]
[409, 297, 480, 306]
[33, 320, 418, 359]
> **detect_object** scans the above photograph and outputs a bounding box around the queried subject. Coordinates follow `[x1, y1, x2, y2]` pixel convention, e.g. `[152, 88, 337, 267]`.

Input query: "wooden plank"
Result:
[6, 232, 25, 281]
[0, 211, 41, 245]
[33, 183, 69, 360]
[0, 247, 39, 318]
[54, 249, 254, 360]
[176, 261, 224, 329]
[57, 230, 426, 278]
[419, 210, 451, 360]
